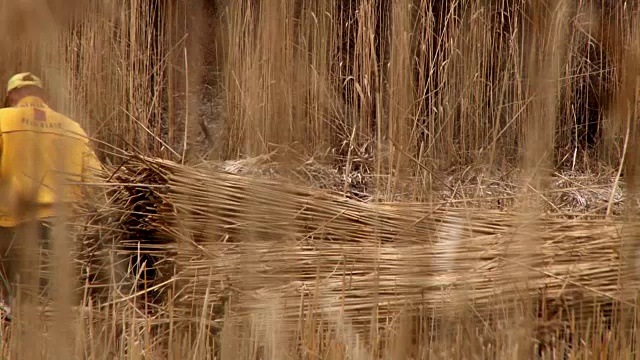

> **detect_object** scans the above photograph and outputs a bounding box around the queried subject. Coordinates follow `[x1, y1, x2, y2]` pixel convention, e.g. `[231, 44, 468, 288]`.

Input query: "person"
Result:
[0, 72, 103, 319]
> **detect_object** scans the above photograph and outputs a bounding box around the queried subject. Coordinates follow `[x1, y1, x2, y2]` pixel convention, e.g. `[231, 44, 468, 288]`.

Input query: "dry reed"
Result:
[0, 0, 639, 358]
[68, 154, 640, 358]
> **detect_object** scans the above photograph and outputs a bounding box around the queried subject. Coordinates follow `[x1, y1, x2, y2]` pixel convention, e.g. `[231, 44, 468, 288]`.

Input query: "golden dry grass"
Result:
[0, 0, 639, 359]
[68, 154, 640, 359]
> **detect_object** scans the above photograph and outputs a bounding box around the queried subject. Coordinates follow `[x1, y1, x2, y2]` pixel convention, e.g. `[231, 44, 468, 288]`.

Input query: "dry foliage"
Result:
[66, 154, 640, 359]
[0, 0, 639, 359]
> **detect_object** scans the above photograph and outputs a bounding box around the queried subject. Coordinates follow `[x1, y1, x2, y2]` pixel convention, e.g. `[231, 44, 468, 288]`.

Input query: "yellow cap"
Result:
[6, 72, 43, 93]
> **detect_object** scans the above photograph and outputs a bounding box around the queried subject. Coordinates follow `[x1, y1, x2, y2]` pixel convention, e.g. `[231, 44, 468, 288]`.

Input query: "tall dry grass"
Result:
[0, 1, 635, 176]
[0, 0, 203, 162]
[219, 0, 639, 187]
[0, 0, 637, 359]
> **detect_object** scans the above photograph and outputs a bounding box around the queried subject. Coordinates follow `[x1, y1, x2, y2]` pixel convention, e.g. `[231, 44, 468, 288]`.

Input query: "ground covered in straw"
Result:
[48, 153, 640, 359]
[212, 152, 631, 216]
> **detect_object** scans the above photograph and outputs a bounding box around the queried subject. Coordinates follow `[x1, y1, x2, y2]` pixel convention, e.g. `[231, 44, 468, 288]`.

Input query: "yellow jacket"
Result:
[0, 96, 102, 226]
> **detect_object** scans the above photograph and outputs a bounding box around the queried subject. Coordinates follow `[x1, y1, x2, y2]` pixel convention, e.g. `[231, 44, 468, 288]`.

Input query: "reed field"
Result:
[0, 0, 640, 359]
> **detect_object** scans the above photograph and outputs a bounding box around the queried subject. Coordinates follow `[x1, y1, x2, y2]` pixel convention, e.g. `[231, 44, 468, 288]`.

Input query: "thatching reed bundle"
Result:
[74, 161, 176, 309]
[81, 155, 640, 339]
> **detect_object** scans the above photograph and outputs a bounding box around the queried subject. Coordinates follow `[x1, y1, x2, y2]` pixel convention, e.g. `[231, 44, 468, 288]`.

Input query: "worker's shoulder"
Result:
[0, 106, 23, 118]
[0, 106, 90, 138]
[45, 108, 89, 134]
[46, 108, 81, 125]
[0, 106, 28, 126]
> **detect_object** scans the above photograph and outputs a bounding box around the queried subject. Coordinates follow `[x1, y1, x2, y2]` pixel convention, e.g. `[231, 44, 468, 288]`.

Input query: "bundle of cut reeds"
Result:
[79, 155, 640, 336]
[74, 160, 176, 308]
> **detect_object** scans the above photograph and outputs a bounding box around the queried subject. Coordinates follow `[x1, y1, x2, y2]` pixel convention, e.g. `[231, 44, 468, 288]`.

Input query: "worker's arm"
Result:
[0, 117, 5, 200]
[78, 135, 109, 210]
[82, 139, 103, 184]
